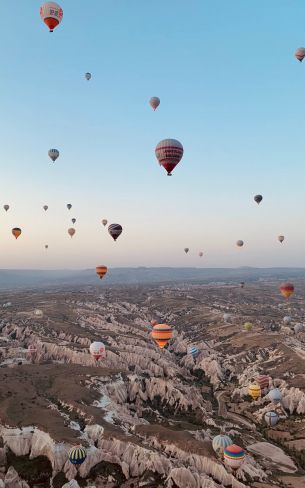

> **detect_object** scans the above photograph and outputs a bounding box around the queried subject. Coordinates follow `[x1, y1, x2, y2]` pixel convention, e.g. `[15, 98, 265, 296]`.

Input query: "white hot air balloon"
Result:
[155, 139, 184, 176]
[149, 97, 160, 111]
[48, 149, 59, 162]
[90, 341, 106, 362]
[40, 2, 63, 32]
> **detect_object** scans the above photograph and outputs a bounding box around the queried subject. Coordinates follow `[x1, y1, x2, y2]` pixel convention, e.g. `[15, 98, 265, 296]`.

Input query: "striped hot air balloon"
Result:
[280, 282, 294, 299]
[40, 2, 63, 32]
[68, 445, 87, 465]
[108, 223, 123, 241]
[212, 434, 233, 457]
[256, 375, 269, 391]
[187, 345, 199, 359]
[265, 411, 279, 427]
[151, 323, 173, 349]
[248, 383, 261, 401]
[223, 445, 245, 470]
[48, 148, 59, 162]
[96, 266, 108, 280]
[155, 139, 184, 176]
[12, 228, 21, 239]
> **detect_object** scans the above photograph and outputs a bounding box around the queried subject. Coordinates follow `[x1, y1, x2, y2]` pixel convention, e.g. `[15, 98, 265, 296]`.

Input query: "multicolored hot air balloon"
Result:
[102, 219, 108, 227]
[12, 228, 21, 239]
[68, 446, 87, 465]
[278, 235, 285, 244]
[96, 266, 108, 280]
[151, 323, 173, 349]
[72, 218, 76, 224]
[254, 194, 263, 204]
[149, 97, 160, 111]
[187, 345, 199, 359]
[184, 248, 189, 254]
[67, 204, 72, 210]
[223, 445, 245, 471]
[280, 282, 294, 299]
[248, 383, 261, 400]
[89, 341, 105, 361]
[108, 223, 123, 241]
[155, 139, 184, 176]
[85, 72, 92, 81]
[244, 322, 253, 332]
[48, 149, 59, 162]
[43, 205, 48, 211]
[265, 411, 279, 427]
[212, 434, 233, 457]
[40, 2, 63, 32]
[68, 228, 76, 238]
[268, 387, 282, 403]
[295, 47, 305, 62]
[3, 205, 9, 212]
[256, 375, 269, 391]
[236, 240, 244, 247]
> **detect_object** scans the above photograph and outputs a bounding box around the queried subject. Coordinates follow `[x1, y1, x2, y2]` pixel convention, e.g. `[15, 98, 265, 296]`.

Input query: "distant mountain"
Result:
[0, 267, 304, 289]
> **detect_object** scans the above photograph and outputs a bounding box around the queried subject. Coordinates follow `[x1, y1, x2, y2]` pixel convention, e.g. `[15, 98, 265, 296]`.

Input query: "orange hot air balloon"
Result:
[150, 319, 158, 327]
[12, 228, 21, 239]
[68, 228, 76, 238]
[151, 323, 173, 349]
[280, 282, 294, 299]
[96, 265, 108, 280]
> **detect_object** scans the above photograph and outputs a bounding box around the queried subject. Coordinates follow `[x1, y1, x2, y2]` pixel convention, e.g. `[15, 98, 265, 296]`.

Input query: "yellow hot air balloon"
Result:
[12, 228, 22, 239]
[244, 322, 253, 332]
[96, 266, 108, 280]
[248, 383, 261, 401]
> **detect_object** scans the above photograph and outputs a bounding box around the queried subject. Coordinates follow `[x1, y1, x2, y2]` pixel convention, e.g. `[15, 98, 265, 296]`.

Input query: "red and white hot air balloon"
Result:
[155, 139, 184, 176]
[40, 2, 63, 32]
[149, 97, 160, 111]
[90, 341, 106, 362]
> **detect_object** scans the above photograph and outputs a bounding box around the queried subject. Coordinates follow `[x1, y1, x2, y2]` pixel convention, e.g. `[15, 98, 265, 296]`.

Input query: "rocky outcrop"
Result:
[5, 467, 30, 488]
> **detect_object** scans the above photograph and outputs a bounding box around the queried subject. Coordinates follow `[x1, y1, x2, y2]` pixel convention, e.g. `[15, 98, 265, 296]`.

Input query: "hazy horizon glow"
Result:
[1, 1, 305, 269]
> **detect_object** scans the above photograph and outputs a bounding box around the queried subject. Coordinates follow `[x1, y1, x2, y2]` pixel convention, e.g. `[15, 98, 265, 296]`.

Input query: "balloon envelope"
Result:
[224, 445, 245, 470]
[108, 223, 123, 241]
[278, 235, 285, 243]
[68, 446, 87, 465]
[236, 240, 244, 247]
[212, 434, 233, 456]
[151, 323, 173, 349]
[96, 265, 108, 280]
[48, 148, 59, 162]
[90, 341, 106, 361]
[68, 228, 76, 238]
[280, 282, 294, 299]
[248, 383, 261, 400]
[184, 248, 189, 254]
[85, 72, 91, 80]
[187, 345, 199, 358]
[12, 228, 21, 239]
[43, 205, 48, 211]
[254, 194, 263, 204]
[295, 47, 305, 62]
[256, 375, 269, 390]
[149, 97, 160, 110]
[155, 139, 184, 176]
[67, 204, 72, 210]
[3, 205, 9, 212]
[102, 219, 108, 227]
[265, 411, 279, 427]
[40, 2, 63, 32]
[268, 388, 282, 402]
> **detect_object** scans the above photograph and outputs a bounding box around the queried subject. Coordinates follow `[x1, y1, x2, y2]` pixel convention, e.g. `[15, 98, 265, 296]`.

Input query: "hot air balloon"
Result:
[236, 240, 244, 247]
[96, 266, 108, 280]
[268, 388, 282, 403]
[187, 345, 199, 359]
[34, 309, 43, 318]
[151, 323, 173, 349]
[199, 251, 203, 257]
[223, 445, 245, 471]
[108, 223, 123, 241]
[72, 218, 76, 224]
[85, 72, 92, 81]
[68, 228, 76, 238]
[212, 434, 233, 457]
[43, 205, 48, 211]
[12, 228, 21, 239]
[295, 47, 305, 62]
[254, 194, 263, 204]
[155, 139, 184, 176]
[67, 204, 72, 210]
[240, 282, 245, 288]
[280, 282, 294, 299]
[278, 235, 285, 244]
[102, 219, 108, 227]
[184, 248, 189, 254]
[45, 244, 49, 249]
[149, 97, 160, 111]
[3, 205, 9, 212]
[68, 446, 87, 465]
[265, 411, 279, 427]
[283, 316, 291, 325]
[248, 383, 261, 400]
[89, 341, 105, 361]
[256, 375, 269, 391]
[48, 149, 59, 162]
[150, 320, 158, 327]
[40, 2, 63, 32]
[223, 313, 231, 323]
[244, 322, 253, 332]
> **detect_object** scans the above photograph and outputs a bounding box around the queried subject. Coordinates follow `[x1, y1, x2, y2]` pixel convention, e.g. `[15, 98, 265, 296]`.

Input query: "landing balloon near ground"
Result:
[155, 139, 184, 176]
[149, 97, 160, 111]
[40, 2, 63, 32]
[108, 223, 123, 241]
[48, 149, 59, 162]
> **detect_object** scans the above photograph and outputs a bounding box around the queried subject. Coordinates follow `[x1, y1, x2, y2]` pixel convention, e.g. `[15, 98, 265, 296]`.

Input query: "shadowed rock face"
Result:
[0, 282, 304, 486]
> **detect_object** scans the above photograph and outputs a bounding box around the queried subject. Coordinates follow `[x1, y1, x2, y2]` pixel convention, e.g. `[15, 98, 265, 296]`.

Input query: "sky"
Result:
[1, 0, 305, 269]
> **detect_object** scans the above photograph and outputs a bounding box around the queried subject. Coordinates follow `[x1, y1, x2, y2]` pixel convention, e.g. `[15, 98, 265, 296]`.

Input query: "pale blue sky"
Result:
[1, 1, 305, 269]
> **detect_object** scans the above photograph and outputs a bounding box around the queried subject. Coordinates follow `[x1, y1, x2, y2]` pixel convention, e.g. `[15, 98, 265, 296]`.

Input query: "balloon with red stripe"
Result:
[155, 139, 184, 176]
